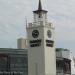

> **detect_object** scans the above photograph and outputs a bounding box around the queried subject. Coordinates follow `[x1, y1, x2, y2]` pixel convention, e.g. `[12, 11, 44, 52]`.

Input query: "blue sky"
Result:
[0, 0, 75, 55]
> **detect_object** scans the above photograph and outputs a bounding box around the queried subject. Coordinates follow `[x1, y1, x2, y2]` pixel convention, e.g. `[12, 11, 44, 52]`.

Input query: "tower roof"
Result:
[38, 0, 42, 10]
[33, 0, 47, 13]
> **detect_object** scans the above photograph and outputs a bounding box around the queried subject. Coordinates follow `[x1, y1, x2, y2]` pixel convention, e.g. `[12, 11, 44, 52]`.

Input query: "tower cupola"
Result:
[33, 0, 48, 26]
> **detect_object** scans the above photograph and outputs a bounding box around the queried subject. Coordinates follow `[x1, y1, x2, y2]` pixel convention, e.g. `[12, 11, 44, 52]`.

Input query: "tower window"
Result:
[38, 13, 42, 18]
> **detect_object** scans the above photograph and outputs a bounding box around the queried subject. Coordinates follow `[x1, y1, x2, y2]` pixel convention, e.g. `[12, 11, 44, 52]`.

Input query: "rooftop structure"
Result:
[17, 38, 27, 49]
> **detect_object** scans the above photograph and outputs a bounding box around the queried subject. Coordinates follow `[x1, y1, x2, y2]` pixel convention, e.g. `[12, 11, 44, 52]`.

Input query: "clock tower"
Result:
[26, 0, 56, 75]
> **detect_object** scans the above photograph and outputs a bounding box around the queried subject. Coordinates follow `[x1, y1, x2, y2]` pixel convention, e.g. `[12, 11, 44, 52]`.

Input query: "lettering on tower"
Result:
[46, 40, 54, 47]
[30, 39, 42, 47]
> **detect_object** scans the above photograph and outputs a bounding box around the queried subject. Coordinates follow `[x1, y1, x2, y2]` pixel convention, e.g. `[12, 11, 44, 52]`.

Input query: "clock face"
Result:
[32, 30, 39, 38]
[47, 30, 51, 38]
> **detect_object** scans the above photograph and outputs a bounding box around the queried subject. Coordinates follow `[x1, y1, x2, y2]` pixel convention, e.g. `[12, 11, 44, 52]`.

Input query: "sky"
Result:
[0, 0, 75, 55]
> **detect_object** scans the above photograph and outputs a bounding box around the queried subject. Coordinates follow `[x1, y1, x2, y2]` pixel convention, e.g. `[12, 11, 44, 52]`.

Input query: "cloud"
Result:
[0, 0, 75, 57]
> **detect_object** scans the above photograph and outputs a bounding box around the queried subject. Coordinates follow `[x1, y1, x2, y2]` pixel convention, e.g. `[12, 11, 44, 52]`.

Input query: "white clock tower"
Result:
[27, 0, 56, 75]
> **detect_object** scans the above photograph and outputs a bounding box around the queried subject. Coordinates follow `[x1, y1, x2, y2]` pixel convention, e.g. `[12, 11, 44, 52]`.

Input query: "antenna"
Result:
[25, 17, 28, 28]
[25, 17, 28, 39]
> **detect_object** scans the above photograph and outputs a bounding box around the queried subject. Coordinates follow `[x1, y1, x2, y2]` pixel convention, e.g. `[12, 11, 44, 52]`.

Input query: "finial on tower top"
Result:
[33, 0, 47, 13]
[38, 0, 42, 10]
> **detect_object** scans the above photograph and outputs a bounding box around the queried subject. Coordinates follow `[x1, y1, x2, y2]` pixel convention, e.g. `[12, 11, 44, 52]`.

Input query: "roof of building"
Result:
[0, 48, 28, 54]
[56, 48, 70, 52]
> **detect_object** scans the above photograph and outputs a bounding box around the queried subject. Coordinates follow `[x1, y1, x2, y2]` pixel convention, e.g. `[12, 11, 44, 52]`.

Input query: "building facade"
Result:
[0, 48, 28, 75]
[70, 53, 75, 75]
[56, 48, 71, 75]
[0, 48, 72, 75]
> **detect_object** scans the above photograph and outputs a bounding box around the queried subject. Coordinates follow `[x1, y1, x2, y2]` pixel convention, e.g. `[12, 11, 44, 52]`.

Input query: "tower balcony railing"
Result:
[27, 21, 54, 28]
